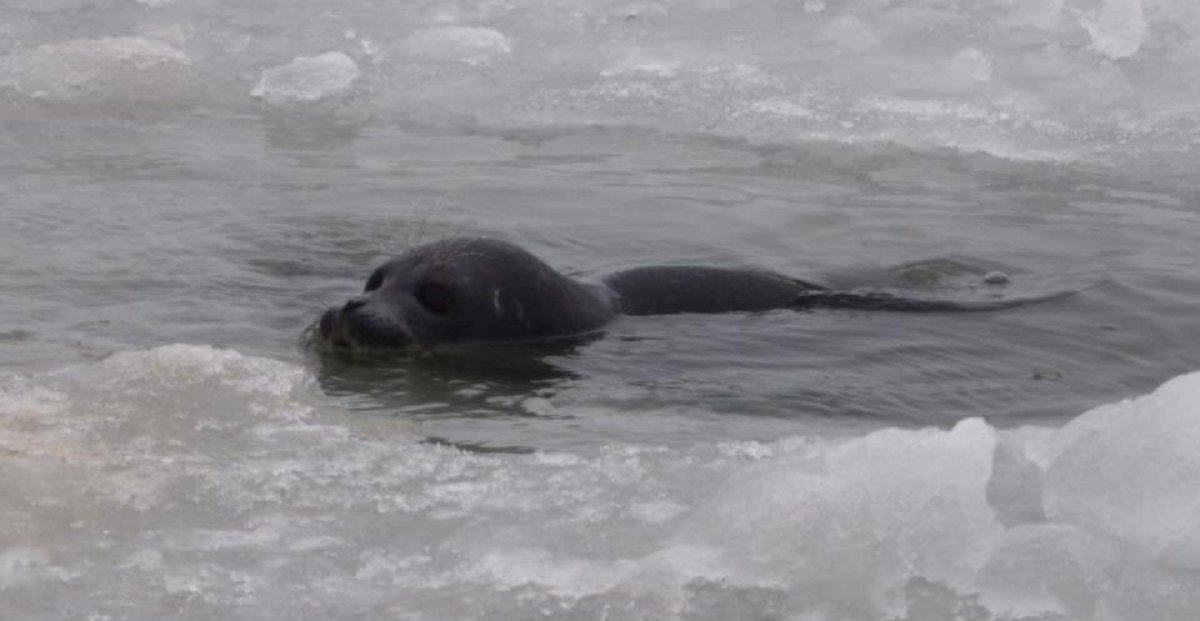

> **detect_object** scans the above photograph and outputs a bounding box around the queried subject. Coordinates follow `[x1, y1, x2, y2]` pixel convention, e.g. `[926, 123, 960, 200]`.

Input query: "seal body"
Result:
[315, 237, 1055, 350]
[602, 266, 821, 315]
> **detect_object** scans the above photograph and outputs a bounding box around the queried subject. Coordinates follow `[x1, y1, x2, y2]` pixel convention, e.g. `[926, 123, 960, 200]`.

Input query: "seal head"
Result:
[316, 238, 616, 350]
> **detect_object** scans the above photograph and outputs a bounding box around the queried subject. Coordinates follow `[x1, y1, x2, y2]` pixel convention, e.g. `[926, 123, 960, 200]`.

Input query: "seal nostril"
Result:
[343, 296, 368, 313]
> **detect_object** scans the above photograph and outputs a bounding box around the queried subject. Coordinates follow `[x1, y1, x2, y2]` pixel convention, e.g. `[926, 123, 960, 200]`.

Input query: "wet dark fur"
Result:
[315, 237, 1056, 350]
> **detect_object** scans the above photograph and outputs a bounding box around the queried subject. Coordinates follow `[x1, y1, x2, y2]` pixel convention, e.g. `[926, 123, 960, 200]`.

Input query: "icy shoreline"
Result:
[2, 344, 1198, 619]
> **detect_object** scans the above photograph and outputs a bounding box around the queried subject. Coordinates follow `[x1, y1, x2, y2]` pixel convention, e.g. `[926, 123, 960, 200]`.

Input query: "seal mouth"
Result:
[316, 306, 415, 351]
[317, 308, 349, 348]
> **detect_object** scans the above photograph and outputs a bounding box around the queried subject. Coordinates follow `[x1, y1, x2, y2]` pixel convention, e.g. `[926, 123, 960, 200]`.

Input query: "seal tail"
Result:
[791, 289, 1074, 312]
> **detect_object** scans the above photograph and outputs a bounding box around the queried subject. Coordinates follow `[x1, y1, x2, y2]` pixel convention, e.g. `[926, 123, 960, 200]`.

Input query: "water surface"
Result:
[4, 0, 1200, 618]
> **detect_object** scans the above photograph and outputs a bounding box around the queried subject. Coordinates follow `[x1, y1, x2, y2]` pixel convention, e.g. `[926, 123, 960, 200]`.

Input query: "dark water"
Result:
[5, 115, 1200, 451]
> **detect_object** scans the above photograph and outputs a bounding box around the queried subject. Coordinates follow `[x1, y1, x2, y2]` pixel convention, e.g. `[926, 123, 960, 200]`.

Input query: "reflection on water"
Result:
[262, 110, 366, 151]
[312, 339, 581, 424]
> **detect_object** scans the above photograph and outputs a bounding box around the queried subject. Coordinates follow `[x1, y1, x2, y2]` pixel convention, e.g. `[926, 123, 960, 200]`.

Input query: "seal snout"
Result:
[317, 306, 353, 348]
[318, 307, 338, 340]
[342, 296, 369, 313]
[317, 298, 414, 350]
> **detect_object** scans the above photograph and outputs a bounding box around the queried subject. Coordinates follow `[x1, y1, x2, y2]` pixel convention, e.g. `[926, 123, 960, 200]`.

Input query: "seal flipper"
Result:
[790, 289, 1072, 312]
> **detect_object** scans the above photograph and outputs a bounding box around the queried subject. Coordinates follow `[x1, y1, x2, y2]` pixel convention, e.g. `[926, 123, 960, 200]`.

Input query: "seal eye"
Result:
[416, 282, 454, 315]
[364, 269, 385, 293]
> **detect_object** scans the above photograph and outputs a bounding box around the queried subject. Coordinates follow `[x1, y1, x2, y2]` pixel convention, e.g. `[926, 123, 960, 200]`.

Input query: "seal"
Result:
[314, 237, 1055, 350]
[317, 238, 616, 349]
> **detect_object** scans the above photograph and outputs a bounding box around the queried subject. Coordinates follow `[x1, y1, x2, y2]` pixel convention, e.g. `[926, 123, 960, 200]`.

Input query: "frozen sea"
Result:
[4, 0, 1200, 619]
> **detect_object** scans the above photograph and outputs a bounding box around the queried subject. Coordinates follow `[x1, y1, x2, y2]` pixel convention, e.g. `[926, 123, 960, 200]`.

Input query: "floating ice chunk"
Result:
[0, 547, 77, 589]
[463, 548, 628, 599]
[0, 36, 193, 106]
[1006, 0, 1066, 30]
[601, 49, 682, 78]
[976, 524, 1119, 619]
[683, 418, 1001, 617]
[628, 499, 688, 524]
[251, 51, 361, 105]
[982, 270, 1010, 285]
[11, 344, 325, 469]
[1080, 0, 1146, 60]
[987, 434, 1046, 525]
[749, 98, 816, 119]
[93, 344, 315, 418]
[1043, 370, 1200, 568]
[817, 16, 881, 54]
[947, 47, 992, 84]
[0, 13, 38, 55]
[402, 26, 512, 66]
[919, 47, 995, 93]
[120, 549, 164, 572]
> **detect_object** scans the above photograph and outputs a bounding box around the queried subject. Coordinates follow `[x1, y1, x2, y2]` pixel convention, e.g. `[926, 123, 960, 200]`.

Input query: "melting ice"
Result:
[2, 0, 1200, 162]
[3, 346, 1200, 619]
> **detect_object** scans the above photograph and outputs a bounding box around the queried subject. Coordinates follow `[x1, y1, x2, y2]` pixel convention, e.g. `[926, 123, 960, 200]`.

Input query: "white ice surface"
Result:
[0, 37, 194, 106]
[251, 51, 361, 105]
[3, 345, 1200, 619]
[3, 0, 1200, 162]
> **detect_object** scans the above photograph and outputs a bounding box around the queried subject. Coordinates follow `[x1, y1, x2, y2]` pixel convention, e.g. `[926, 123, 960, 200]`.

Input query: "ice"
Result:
[1043, 370, 1200, 568]
[0, 0, 1195, 160]
[981, 371, 1200, 619]
[1080, 0, 1147, 60]
[0, 12, 37, 56]
[4, 1, 1200, 616]
[601, 49, 683, 78]
[680, 419, 1002, 618]
[251, 51, 361, 105]
[940, 47, 993, 88]
[986, 434, 1048, 526]
[0, 36, 194, 107]
[5, 346, 1200, 617]
[817, 16, 882, 55]
[977, 523, 1118, 619]
[0, 547, 79, 592]
[1007, 0, 1067, 30]
[401, 26, 512, 66]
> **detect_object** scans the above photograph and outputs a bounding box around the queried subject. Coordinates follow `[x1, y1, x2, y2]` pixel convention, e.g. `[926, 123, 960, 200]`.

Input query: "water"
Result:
[3, 0, 1200, 619]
